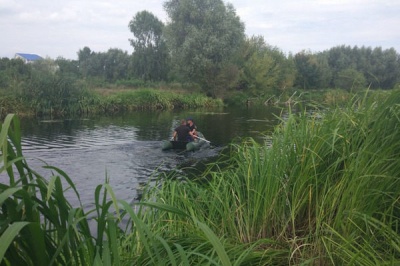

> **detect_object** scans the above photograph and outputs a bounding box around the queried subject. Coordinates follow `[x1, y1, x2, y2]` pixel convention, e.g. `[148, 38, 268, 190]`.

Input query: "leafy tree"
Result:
[315, 54, 333, 88]
[237, 36, 296, 97]
[322, 45, 400, 89]
[163, 0, 245, 97]
[0, 58, 13, 89]
[129, 10, 168, 81]
[77, 46, 94, 78]
[294, 51, 331, 90]
[277, 53, 297, 94]
[103, 48, 131, 82]
[326, 45, 356, 73]
[294, 51, 319, 89]
[0, 58, 31, 93]
[77, 47, 131, 82]
[366, 47, 399, 89]
[55, 57, 80, 79]
[30, 58, 59, 74]
[334, 68, 366, 91]
[15, 59, 83, 115]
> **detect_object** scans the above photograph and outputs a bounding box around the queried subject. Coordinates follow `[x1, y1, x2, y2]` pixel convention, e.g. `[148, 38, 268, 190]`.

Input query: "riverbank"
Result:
[0, 87, 224, 119]
[1, 82, 392, 120]
[1, 89, 399, 264]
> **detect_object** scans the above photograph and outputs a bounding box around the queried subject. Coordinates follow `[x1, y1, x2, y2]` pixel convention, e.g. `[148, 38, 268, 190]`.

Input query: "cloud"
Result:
[233, 0, 400, 54]
[0, 0, 399, 59]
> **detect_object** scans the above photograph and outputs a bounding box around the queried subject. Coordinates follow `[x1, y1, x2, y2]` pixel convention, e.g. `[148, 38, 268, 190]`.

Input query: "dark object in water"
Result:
[162, 132, 208, 151]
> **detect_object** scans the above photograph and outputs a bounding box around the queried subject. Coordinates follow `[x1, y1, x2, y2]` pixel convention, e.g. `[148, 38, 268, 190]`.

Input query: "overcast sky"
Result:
[1, 0, 399, 60]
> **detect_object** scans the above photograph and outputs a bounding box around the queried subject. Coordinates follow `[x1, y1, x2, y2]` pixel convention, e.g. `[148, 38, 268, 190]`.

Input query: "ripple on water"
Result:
[2, 135, 218, 209]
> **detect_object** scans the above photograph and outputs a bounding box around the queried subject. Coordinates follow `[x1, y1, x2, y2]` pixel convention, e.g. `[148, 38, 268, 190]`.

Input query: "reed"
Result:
[1, 88, 399, 265]
[128, 89, 400, 264]
[0, 114, 130, 265]
[105, 89, 223, 111]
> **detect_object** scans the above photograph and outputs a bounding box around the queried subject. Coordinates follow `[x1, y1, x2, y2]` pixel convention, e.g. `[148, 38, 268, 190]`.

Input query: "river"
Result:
[1, 105, 285, 208]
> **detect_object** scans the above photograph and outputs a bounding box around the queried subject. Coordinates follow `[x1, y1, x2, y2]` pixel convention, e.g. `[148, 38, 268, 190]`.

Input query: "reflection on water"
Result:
[1, 106, 285, 208]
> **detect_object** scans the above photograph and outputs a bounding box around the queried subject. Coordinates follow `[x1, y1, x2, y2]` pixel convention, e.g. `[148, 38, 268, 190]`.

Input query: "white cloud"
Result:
[0, 0, 398, 59]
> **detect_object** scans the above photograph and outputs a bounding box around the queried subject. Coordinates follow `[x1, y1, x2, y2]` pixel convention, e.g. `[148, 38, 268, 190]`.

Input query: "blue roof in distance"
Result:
[15, 53, 43, 61]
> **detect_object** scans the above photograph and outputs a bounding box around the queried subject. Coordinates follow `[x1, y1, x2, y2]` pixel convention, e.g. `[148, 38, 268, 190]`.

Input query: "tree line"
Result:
[1, 0, 399, 100]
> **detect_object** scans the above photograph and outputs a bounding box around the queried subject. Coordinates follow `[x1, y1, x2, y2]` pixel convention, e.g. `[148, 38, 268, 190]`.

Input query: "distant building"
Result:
[14, 53, 43, 63]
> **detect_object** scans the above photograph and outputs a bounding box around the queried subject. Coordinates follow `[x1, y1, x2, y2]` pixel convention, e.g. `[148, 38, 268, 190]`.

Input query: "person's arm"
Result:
[173, 131, 177, 141]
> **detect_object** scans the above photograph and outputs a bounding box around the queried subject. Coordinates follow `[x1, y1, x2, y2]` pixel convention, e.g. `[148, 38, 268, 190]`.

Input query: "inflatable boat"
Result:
[162, 132, 208, 151]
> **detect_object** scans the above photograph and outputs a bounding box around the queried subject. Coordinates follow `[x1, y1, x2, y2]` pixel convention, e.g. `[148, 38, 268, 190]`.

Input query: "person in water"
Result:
[186, 117, 197, 140]
[173, 119, 193, 141]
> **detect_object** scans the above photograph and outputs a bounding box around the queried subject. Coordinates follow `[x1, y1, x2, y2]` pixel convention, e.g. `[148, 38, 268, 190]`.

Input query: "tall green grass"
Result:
[0, 114, 232, 265]
[1, 89, 400, 265]
[0, 88, 224, 119]
[128, 89, 400, 264]
[105, 89, 224, 111]
[0, 114, 132, 265]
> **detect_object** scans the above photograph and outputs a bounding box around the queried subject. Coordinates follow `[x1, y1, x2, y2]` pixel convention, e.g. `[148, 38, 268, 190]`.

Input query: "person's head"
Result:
[186, 117, 193, 125]
[180, 119, 186, 125]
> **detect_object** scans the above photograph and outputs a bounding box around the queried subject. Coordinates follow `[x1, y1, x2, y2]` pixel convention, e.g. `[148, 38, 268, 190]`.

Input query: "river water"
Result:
[1, 105, 285, 208]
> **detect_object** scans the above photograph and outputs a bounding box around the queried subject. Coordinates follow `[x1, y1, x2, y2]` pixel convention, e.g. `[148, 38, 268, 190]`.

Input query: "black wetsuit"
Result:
[175, 125, 190, 141]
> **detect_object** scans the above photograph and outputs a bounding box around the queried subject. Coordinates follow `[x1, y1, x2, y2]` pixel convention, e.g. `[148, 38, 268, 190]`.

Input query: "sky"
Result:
[1, 0, 399, 60]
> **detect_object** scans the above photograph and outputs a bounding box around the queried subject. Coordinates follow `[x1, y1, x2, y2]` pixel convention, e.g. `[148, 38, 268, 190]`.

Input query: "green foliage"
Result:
[0, 95, 31, 118]
[77, 47, 131, 82]
[294, 51, 332, 90]
[115, 78, 147, 88]
[237, 36, 296, 97]
[0, 114, 140, 265]
[0, 114, 91, 264]
[164, 0, 245, 96]
[334, 68, 367, 91]
[324, 45, 400, 90]
[55, 57, 81, 79]
[105, 89, 223, 111]
[0, 57, 31, 93]
[294, 45, 400, 90]
[2, 90, 400, 265]
[129, 10, 169, 81]
[128, 89, 400, 264]
[20, 63, 84, 116]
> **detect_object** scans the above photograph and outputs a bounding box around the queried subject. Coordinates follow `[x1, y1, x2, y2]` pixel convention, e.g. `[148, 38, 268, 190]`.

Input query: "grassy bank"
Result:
[0, 88, 224, 119]
[1, 89, 399, 265]
[226, 88, 395, 109]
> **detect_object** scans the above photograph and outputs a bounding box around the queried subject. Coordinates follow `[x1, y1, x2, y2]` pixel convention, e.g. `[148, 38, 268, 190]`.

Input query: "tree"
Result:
[334, 68, 366, 91]
[237, 36, 296, 96]
[129, 10, 168, 81]
[103, 48, 130, 82]
[163, 0, 245, 97]
[77, 47, 130, 82]
[366, 47, 399, 89]
[0, 58, 31, 93]
[322, 45, 400, 90]
[77, 47, 94, 78]
[55, 57, 80, 79]
[294, 51, 331, 90]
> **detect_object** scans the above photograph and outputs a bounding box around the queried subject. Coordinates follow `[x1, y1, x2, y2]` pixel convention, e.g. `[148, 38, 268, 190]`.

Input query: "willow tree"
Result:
[163, 0, 245, 97]
[237, 36, 296, 97]
[129, 10, 168, 81]
[294, 51, 332, 90]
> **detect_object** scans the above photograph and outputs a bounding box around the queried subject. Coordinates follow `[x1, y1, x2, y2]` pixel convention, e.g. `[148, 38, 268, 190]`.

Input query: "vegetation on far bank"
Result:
[0, 86, 224, 119]
[1, 0, 399, 119]
[1, 89, 399, 265]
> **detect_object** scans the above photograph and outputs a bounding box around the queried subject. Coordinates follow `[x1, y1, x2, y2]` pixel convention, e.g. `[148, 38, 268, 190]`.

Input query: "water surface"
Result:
[1, 105, 285, 207]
